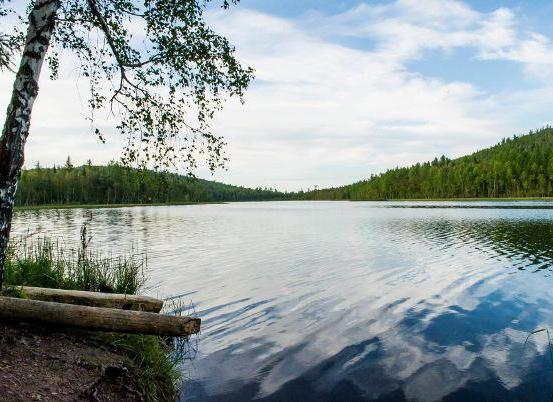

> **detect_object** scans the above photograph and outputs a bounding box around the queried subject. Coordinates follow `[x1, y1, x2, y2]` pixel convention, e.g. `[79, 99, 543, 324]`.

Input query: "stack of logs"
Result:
[0, 286, 200, 337]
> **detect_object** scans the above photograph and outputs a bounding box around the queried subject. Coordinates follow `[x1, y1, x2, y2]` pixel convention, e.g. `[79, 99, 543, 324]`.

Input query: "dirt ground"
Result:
[0, 321, 142, 401]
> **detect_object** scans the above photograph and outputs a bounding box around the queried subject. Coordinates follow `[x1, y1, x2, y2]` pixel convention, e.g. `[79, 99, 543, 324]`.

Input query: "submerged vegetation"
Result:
[301, 127, 553, 200]
[3, 228, 191, 401]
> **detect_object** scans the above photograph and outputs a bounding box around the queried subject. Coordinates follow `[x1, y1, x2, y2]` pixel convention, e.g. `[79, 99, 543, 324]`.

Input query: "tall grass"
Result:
[5, 225, 144, 293]
[3, 226, 191, 401]
[5, 238, 144, 293]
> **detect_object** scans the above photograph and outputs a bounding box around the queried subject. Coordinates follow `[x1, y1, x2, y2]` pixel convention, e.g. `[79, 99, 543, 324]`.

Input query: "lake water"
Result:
[11, 201, 553, 401]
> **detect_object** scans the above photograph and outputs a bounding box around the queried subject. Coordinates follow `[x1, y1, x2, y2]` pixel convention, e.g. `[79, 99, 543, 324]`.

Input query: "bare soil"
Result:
[0, 321, 142, 401]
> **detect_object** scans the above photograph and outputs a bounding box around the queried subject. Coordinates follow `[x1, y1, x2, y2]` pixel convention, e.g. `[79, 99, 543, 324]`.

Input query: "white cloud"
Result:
[304, 1, 553, 79]
[204, 2, 553, 190]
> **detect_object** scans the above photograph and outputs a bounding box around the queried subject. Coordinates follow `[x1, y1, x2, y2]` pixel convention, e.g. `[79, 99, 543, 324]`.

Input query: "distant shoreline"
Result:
[14, 197, 553, 211]
[349, 197, 553, 201]
[14, 201, 225, 211]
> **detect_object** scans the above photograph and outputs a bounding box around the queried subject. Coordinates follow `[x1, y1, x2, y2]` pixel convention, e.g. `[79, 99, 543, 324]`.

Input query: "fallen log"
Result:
[0, 297, 200, 337]
[19, 286, 163, 312]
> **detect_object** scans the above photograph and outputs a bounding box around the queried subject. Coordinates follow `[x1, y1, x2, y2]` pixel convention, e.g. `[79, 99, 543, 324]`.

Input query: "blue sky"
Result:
[2, 0, 553, 191]
[235, 0, 553, 93]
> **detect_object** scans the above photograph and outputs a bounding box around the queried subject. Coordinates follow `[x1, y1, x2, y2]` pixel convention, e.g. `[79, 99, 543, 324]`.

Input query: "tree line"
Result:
[300, 127, 553, 200]
[16, 127, 553, 205]
[16, 160, 285, 206]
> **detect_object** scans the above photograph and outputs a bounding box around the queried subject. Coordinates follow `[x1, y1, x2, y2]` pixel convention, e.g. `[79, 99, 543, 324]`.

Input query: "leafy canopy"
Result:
[1, 0, 254, 172]
[0, 0, 22, 71]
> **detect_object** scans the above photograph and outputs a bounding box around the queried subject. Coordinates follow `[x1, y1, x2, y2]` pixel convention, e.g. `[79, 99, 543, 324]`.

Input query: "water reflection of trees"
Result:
[400, 218, 553, 271]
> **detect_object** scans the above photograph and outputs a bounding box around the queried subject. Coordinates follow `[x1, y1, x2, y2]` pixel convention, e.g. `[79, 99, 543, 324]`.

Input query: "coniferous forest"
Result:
[300, 127, 553, 200]
[16, 161, 285, 206]
[16, 127, 553, 206]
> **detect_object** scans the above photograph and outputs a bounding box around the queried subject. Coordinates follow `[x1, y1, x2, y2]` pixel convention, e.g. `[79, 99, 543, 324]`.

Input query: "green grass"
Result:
[5, 238, 144, 293]
[101, 333, 184, 401]
[3, 229, 190, 401]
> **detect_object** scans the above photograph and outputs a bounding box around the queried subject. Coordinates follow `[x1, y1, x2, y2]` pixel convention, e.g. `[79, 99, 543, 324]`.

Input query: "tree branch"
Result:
[86, 0, 161, 69]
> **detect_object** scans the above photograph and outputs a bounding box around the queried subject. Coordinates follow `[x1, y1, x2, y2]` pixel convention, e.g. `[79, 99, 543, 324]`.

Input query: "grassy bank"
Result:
[2, 230, 190, 401]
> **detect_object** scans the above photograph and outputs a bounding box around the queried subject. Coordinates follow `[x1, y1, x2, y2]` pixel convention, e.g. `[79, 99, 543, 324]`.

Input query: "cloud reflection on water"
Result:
[11, 201, 553, 401]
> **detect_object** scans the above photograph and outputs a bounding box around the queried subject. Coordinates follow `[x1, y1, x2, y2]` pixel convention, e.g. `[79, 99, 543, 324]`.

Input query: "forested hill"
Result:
[16, 127, 553, 206]
[16, 163, 285, 206]
[300, 127, 553, 200]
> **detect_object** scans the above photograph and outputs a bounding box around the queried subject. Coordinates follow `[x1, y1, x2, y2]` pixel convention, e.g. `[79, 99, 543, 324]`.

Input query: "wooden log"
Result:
[19, 286, 163, 312]
[0, 297, 200, 337]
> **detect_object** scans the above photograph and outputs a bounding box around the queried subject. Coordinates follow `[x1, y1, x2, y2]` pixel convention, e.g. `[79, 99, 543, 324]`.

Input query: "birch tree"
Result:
[0, 0, 254, 289]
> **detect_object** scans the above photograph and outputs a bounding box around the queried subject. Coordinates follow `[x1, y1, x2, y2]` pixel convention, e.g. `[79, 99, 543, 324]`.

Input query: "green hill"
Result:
[16, 163, 285, 206]
[301, 126, 553, 200]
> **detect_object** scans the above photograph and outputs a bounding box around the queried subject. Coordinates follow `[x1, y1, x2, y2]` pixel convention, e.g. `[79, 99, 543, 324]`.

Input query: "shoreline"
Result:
[14, 197, 553, 211]
[1, 322, 143, 401]
[15, 201, 225, 211]
[349, 197, 553, 201]
[2, 237, 186, 401]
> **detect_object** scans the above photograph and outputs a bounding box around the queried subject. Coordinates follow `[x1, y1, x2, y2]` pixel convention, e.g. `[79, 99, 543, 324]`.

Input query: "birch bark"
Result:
[0, 0, 60, 289]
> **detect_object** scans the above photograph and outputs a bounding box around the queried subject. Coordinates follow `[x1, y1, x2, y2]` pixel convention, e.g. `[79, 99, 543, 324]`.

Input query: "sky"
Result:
[2, 0, 553, 191]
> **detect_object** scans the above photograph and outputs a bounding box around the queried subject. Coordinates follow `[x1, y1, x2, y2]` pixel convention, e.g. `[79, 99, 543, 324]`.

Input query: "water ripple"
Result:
[11, 201, 553, 401]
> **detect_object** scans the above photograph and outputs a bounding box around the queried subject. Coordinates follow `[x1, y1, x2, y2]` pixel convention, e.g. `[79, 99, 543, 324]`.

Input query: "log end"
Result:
[181, 317, 201, 336]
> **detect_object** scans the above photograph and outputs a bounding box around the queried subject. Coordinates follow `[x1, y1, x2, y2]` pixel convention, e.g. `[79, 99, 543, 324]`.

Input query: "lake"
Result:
[12, 201, 553, 401]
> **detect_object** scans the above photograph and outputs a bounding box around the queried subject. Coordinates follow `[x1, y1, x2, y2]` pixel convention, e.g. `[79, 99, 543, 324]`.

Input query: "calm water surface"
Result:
[12, 201, 553, 401]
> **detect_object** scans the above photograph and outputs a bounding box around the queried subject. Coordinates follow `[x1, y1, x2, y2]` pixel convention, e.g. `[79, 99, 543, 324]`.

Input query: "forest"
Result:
[16, 127, 553, 206]
[300, 126, 553, 200]
[16, 160, 285, 206]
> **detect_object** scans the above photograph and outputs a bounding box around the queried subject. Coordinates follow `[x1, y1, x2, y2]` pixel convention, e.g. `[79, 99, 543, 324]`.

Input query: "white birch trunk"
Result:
[0, 0, 60, 288]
